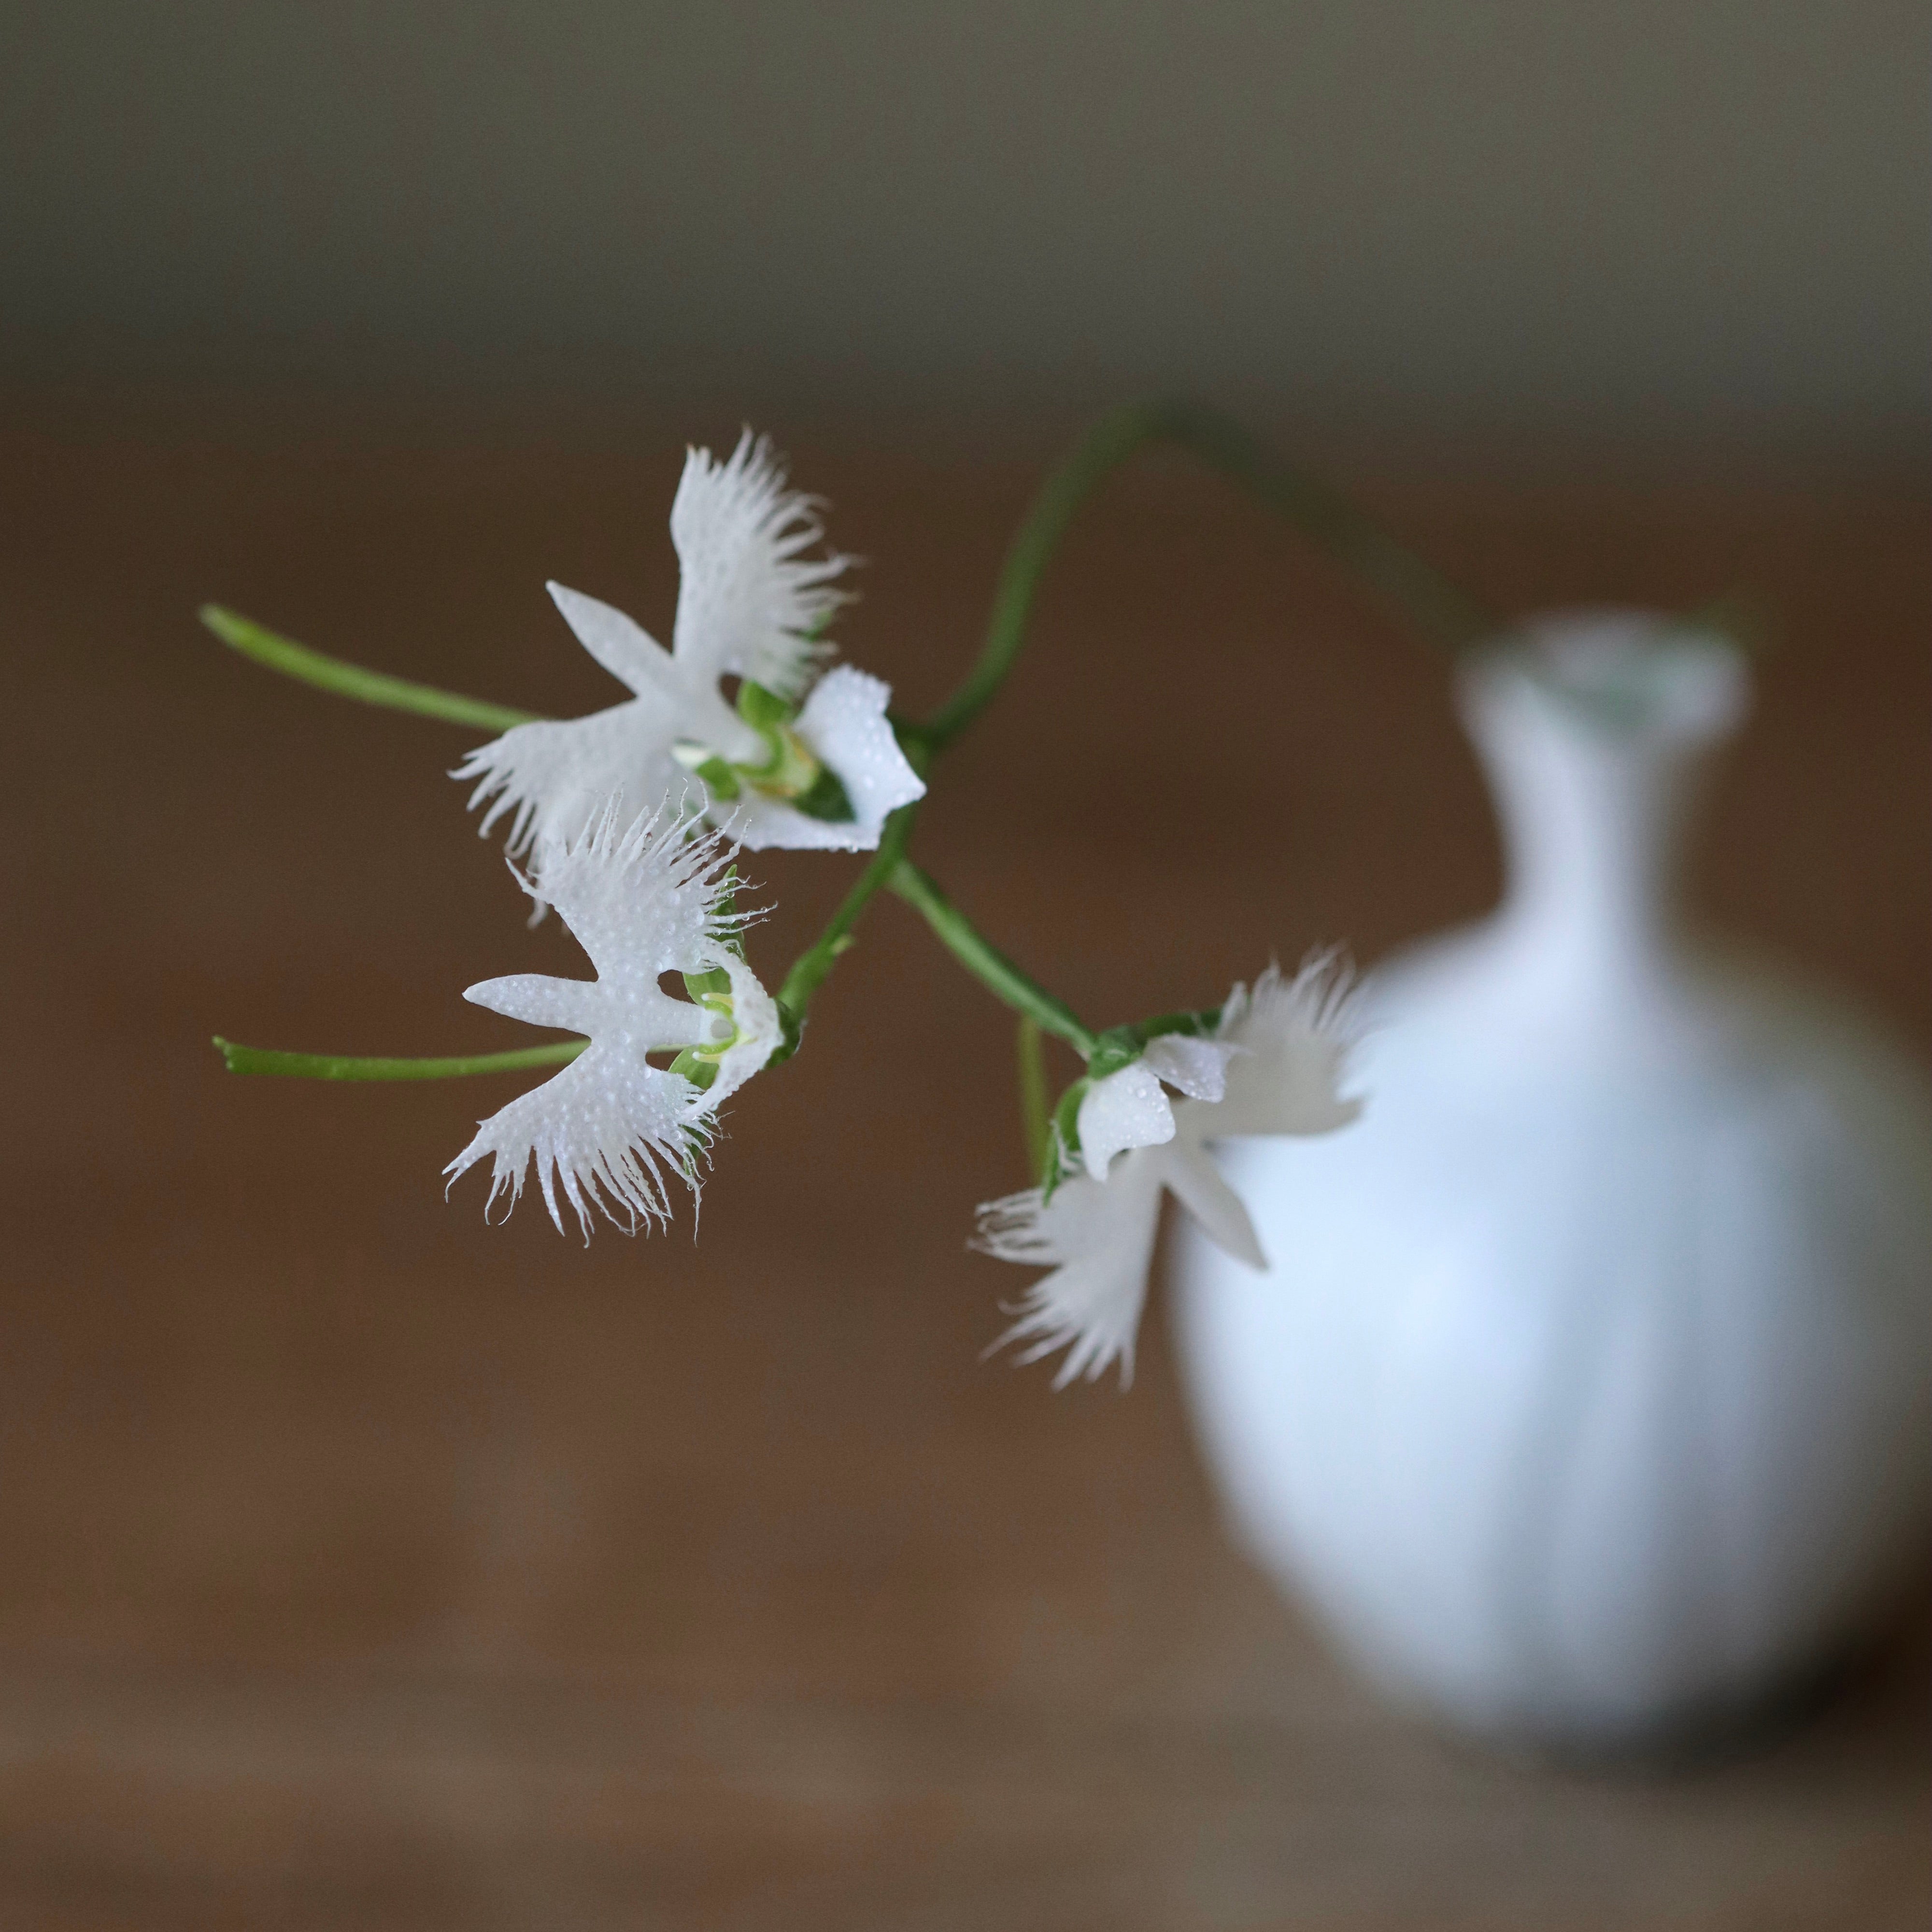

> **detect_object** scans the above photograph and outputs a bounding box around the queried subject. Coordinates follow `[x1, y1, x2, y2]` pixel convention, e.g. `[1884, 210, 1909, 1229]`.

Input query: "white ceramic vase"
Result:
[1172, 611, 1932, 1753]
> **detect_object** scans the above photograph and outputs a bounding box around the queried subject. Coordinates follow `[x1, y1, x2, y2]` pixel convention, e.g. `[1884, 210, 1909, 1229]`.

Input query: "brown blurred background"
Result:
[2, 6, 1928, 1927]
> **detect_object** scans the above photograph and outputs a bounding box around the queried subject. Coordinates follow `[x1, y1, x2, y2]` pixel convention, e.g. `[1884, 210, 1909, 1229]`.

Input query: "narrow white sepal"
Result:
[460, 973, 611, 1038]
[542, 583, 677, 699]
[546, 582, 761, 765]
[1159, 1143, 1267, 1271]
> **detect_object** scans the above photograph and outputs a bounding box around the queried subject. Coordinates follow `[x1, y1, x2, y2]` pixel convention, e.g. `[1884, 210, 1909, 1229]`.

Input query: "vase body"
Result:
[1171, 612, 1932, 1752]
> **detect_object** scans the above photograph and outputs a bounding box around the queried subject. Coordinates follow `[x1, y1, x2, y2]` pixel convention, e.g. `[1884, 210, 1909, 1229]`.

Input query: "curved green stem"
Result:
[783, 399, 1488, 1018]
[886, 860, 1096, 1056]
[1016, 1016, 1051, 1181]
[769, 805, 917, 1049]
[215, 1037, 584, 1080]
[202, 605, 542, 734]
[214, 403, 1479, 1096]
[770, 726, 933, 1051]
[922, 397, 1494, 753]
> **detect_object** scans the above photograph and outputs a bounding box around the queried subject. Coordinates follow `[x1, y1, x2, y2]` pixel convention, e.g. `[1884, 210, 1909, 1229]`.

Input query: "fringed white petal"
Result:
[444, 1041, 708, 1240]
[523, 805, 747, 981]
[670, 431, 850, 700]
[1140, 1033, 1240, 1101]
[444, 804, 774, 1238]
[723, 665, 927, 852]
[453, 703, 692, 862]
[1204, 952, 1364, 1139]
[1076, 1061, 1176, 1180]
[977, 1152, 1166, 1389]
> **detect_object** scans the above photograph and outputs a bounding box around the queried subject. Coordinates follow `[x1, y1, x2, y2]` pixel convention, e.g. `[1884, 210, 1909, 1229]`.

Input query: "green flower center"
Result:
[671, 681, 856, 824]
[668, 967, 741, 1093]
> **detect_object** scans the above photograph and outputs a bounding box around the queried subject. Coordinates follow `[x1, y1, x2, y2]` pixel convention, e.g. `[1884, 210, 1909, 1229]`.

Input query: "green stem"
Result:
[1016, 1016, 1051, 1181]
[923, 397, 1493, 753]
[886, 861, 1096, 1056]
[770, 728, 933, 1051]
[214, 1037, 585, 1080]
[201, 605, 543, 734]
[769, 804, 919, 1051]
[214, 404, 1478, 1091]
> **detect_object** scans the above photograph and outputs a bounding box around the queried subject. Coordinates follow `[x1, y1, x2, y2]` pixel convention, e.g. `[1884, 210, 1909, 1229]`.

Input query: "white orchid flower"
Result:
[453, 431, 925, 858]
[445, 804, 781, 1239]
[978, 956, 1361, 1388]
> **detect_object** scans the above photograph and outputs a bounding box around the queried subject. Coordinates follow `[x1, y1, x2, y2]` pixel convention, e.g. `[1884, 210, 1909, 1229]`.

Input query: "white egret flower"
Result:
[978, 956, 1361, 1388]
[445, 804, 781, 1239]
[453, 432, 925, 857]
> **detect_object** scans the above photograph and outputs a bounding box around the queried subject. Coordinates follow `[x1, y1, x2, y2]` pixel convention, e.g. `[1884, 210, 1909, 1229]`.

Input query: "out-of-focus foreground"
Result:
[0, 408, 1925, 1928]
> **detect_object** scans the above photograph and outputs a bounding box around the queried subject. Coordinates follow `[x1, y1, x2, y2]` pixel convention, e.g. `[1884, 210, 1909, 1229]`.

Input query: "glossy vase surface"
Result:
[1172, 611, 1932, 1751]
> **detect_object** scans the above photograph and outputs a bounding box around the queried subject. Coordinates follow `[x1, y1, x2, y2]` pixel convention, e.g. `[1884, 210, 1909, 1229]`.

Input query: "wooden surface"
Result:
[2, 411, 1928, 1928]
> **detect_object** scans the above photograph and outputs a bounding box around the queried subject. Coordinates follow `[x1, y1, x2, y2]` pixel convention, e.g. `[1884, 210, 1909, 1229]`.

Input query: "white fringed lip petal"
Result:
[977, 1154, 1167, 1389]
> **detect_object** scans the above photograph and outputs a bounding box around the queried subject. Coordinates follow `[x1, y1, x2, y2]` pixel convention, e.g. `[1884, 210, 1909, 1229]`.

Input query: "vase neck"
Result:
[1461, 612, 1748, 994]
